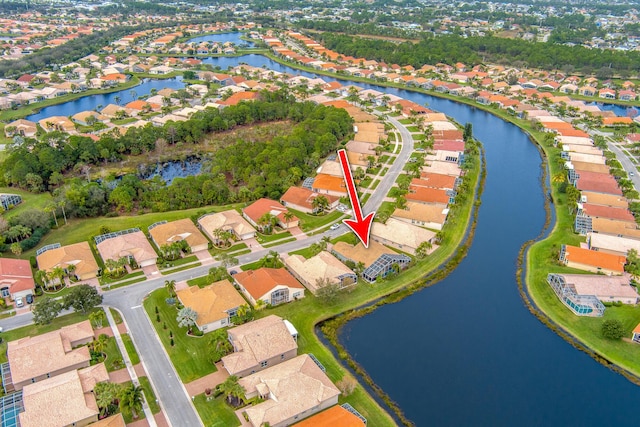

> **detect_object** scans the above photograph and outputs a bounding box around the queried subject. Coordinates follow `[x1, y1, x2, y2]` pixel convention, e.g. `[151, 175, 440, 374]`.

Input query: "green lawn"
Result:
[406, 126, 420, 132]
[0, 187, 53, 221]
[525, 127, 640, 378]
[159, 255, 198, 269]
[110, 308, 123, 324]
[255, 231, 292, 244]
[187, 276, 211, 288]
[139, 376, 161, 414]
[287, 208, 344, 232]
[20, 203, 242, 260]
[142, 288, 217, 382]
[398, 119, 412, 124]
[121, 333, 141, 365]
[101, 271, 145, 285]
[102, 336, 125, 372]
[262, 237, 296, 248]
[193, 394, 240, 427]
[288, 246, 318, 259]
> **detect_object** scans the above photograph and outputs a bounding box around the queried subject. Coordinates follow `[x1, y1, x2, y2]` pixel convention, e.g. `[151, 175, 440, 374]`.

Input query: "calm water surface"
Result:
[186, 32, 254, 46]
[21, 54, 640, 425]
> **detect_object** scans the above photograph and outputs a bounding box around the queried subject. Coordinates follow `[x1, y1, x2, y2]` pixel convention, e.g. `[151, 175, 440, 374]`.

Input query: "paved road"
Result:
[0, 111, 415, 427]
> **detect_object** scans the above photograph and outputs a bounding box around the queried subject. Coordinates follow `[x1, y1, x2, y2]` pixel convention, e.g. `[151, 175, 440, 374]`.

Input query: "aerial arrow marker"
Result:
[338, 149, 375, 248]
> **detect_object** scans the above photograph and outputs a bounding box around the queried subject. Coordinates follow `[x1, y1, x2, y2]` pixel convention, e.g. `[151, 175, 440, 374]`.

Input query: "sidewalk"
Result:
[104, 308, 158, 427]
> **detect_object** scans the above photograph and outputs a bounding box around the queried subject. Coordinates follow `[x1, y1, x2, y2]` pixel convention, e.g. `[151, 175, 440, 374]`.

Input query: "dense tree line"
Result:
[3, 93, 352, 219]
[315, 32, 640, 74]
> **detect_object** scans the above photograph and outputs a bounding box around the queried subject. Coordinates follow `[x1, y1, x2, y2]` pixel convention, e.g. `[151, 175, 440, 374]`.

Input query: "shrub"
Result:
[602, 319, 625, 340]
[29, 256, 37, 269]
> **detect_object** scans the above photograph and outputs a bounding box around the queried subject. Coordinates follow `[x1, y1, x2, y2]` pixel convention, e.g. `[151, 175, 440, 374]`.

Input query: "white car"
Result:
[330, 223, 340, 230]
[15, 296, 24, 308]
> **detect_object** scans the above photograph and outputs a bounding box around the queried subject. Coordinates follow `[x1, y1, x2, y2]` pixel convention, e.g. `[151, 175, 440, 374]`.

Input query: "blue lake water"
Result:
[25, 77, 186, 122]
[186, 32, 254, 46]
[16, 54, 640, 425]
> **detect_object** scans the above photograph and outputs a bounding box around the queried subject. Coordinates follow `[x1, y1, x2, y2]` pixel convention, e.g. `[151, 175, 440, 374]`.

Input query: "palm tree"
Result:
[89, 310, 106, 329]
[95, 382, 122, 417]
[10, 242, 22, 256]
[217, 375, 245, 406]
[51, 266, 65, 286]
[282, 211, 295, 228]
[129, 89, 137, 101]
[165, 280, 176, 297]
[44, 203, 58, 227]
[311, 195, 330, 215]
[119, 384, 144, 419]
[57, 200, 68, 225]
[92, 333, 109, 354]
[177, 306, 198, 334]
[114, 95, 121, 105]
[257, 212, 277, 234]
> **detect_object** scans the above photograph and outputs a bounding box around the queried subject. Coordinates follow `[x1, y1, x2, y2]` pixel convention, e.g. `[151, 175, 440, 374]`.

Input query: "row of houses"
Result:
[530, 111, 640, 316]
[1, 320, 125, 427]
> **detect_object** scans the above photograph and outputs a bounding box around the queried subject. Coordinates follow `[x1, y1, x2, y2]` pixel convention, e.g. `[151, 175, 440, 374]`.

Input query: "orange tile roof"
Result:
[281, 186, 339, 210]
[294, 405, 365, 427]
[564, 245, 626, 273]
[407, 186, 450, 204]
[322, 100, 350, 109]
[413, 173, 457, 190]
[124, 100, 161, 111]
[603, 117, 633, 125]
[312, 174, 347, 194]
[243, 198, 290, 224]
[234, 267, 303, 300]
[218, 91, 259, 106]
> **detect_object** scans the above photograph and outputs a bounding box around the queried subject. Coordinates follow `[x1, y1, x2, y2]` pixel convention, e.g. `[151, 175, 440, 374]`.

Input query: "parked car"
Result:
[26, 294, 33, 304]
[330, 223, 340, 230]
[15, 296, 24, 308]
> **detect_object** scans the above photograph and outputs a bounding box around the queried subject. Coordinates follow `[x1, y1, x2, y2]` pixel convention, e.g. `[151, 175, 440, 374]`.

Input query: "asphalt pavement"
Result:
[0, 110, 416, 427]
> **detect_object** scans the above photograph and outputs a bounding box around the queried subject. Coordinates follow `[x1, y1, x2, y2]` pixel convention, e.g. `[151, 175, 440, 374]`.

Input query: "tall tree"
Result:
[119, 384, 144, 419]
[177, 306, 198, 334]
[63, 284, 103, 314]
[32, 297, 62, 325]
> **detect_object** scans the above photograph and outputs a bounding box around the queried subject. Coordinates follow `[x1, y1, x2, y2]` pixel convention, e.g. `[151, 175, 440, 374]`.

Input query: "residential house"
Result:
[242, 198, 299, 231]
[19, 364, 108, 427]
[280, 186, 339, 215]
[370, 218, 436, 255]
[234, 268, 305, 307]
[95, 229, 158, 268]
[599, 88, 616, 99]
[392, 201, 449, 231]
[559, 245, 625, 275]
[239, 354, 340, 427]
[285, 251, 357, 295]
[587, 233, 640, 257]
[36, 242, 100, 281]
[198, 210, 256, 243]
[221, 315, 298, 377]
[4, 119, 37, 137]
[37, 116, 76, 134]
[0, 258, 35, 303]
[148, 218, 209, 253]
[295, 405, 366, 427]
[579, 86, 597, 97]
[549, 273, 637, 305]
[7, 320, 94, 391]
[176, 279, 246, 333]
[311, 174, 348, 197]
[332, 241, 411, 283]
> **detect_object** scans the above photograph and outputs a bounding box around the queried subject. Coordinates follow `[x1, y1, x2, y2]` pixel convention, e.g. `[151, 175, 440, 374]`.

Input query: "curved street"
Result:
[0, 109, 416, 427]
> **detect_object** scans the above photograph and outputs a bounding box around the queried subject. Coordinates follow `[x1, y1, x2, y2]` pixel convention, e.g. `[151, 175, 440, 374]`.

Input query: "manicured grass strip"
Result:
[110, 308, 123, 324]
[139, 376, 161, 414]
[103, 336, 125, 372]
[193, 394, 240, 427]
[101, 271, 145, 285]
[160, 255, 198, 268]
[121, 333, 141, 365]
[262, 237, 296, 248]
[142, 288, 217, 382]
[255, 231, 292, 244]
[288, 246, 317, 259]
[161, 262, 202, 275]
[104, 276, 148, 290]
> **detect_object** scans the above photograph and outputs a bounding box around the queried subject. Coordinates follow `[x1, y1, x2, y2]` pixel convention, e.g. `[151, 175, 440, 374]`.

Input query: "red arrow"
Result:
[337, 149, 375, 247]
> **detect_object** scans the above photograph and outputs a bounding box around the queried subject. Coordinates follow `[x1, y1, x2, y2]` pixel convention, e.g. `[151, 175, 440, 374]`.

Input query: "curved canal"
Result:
[23, 52, 640, 425]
